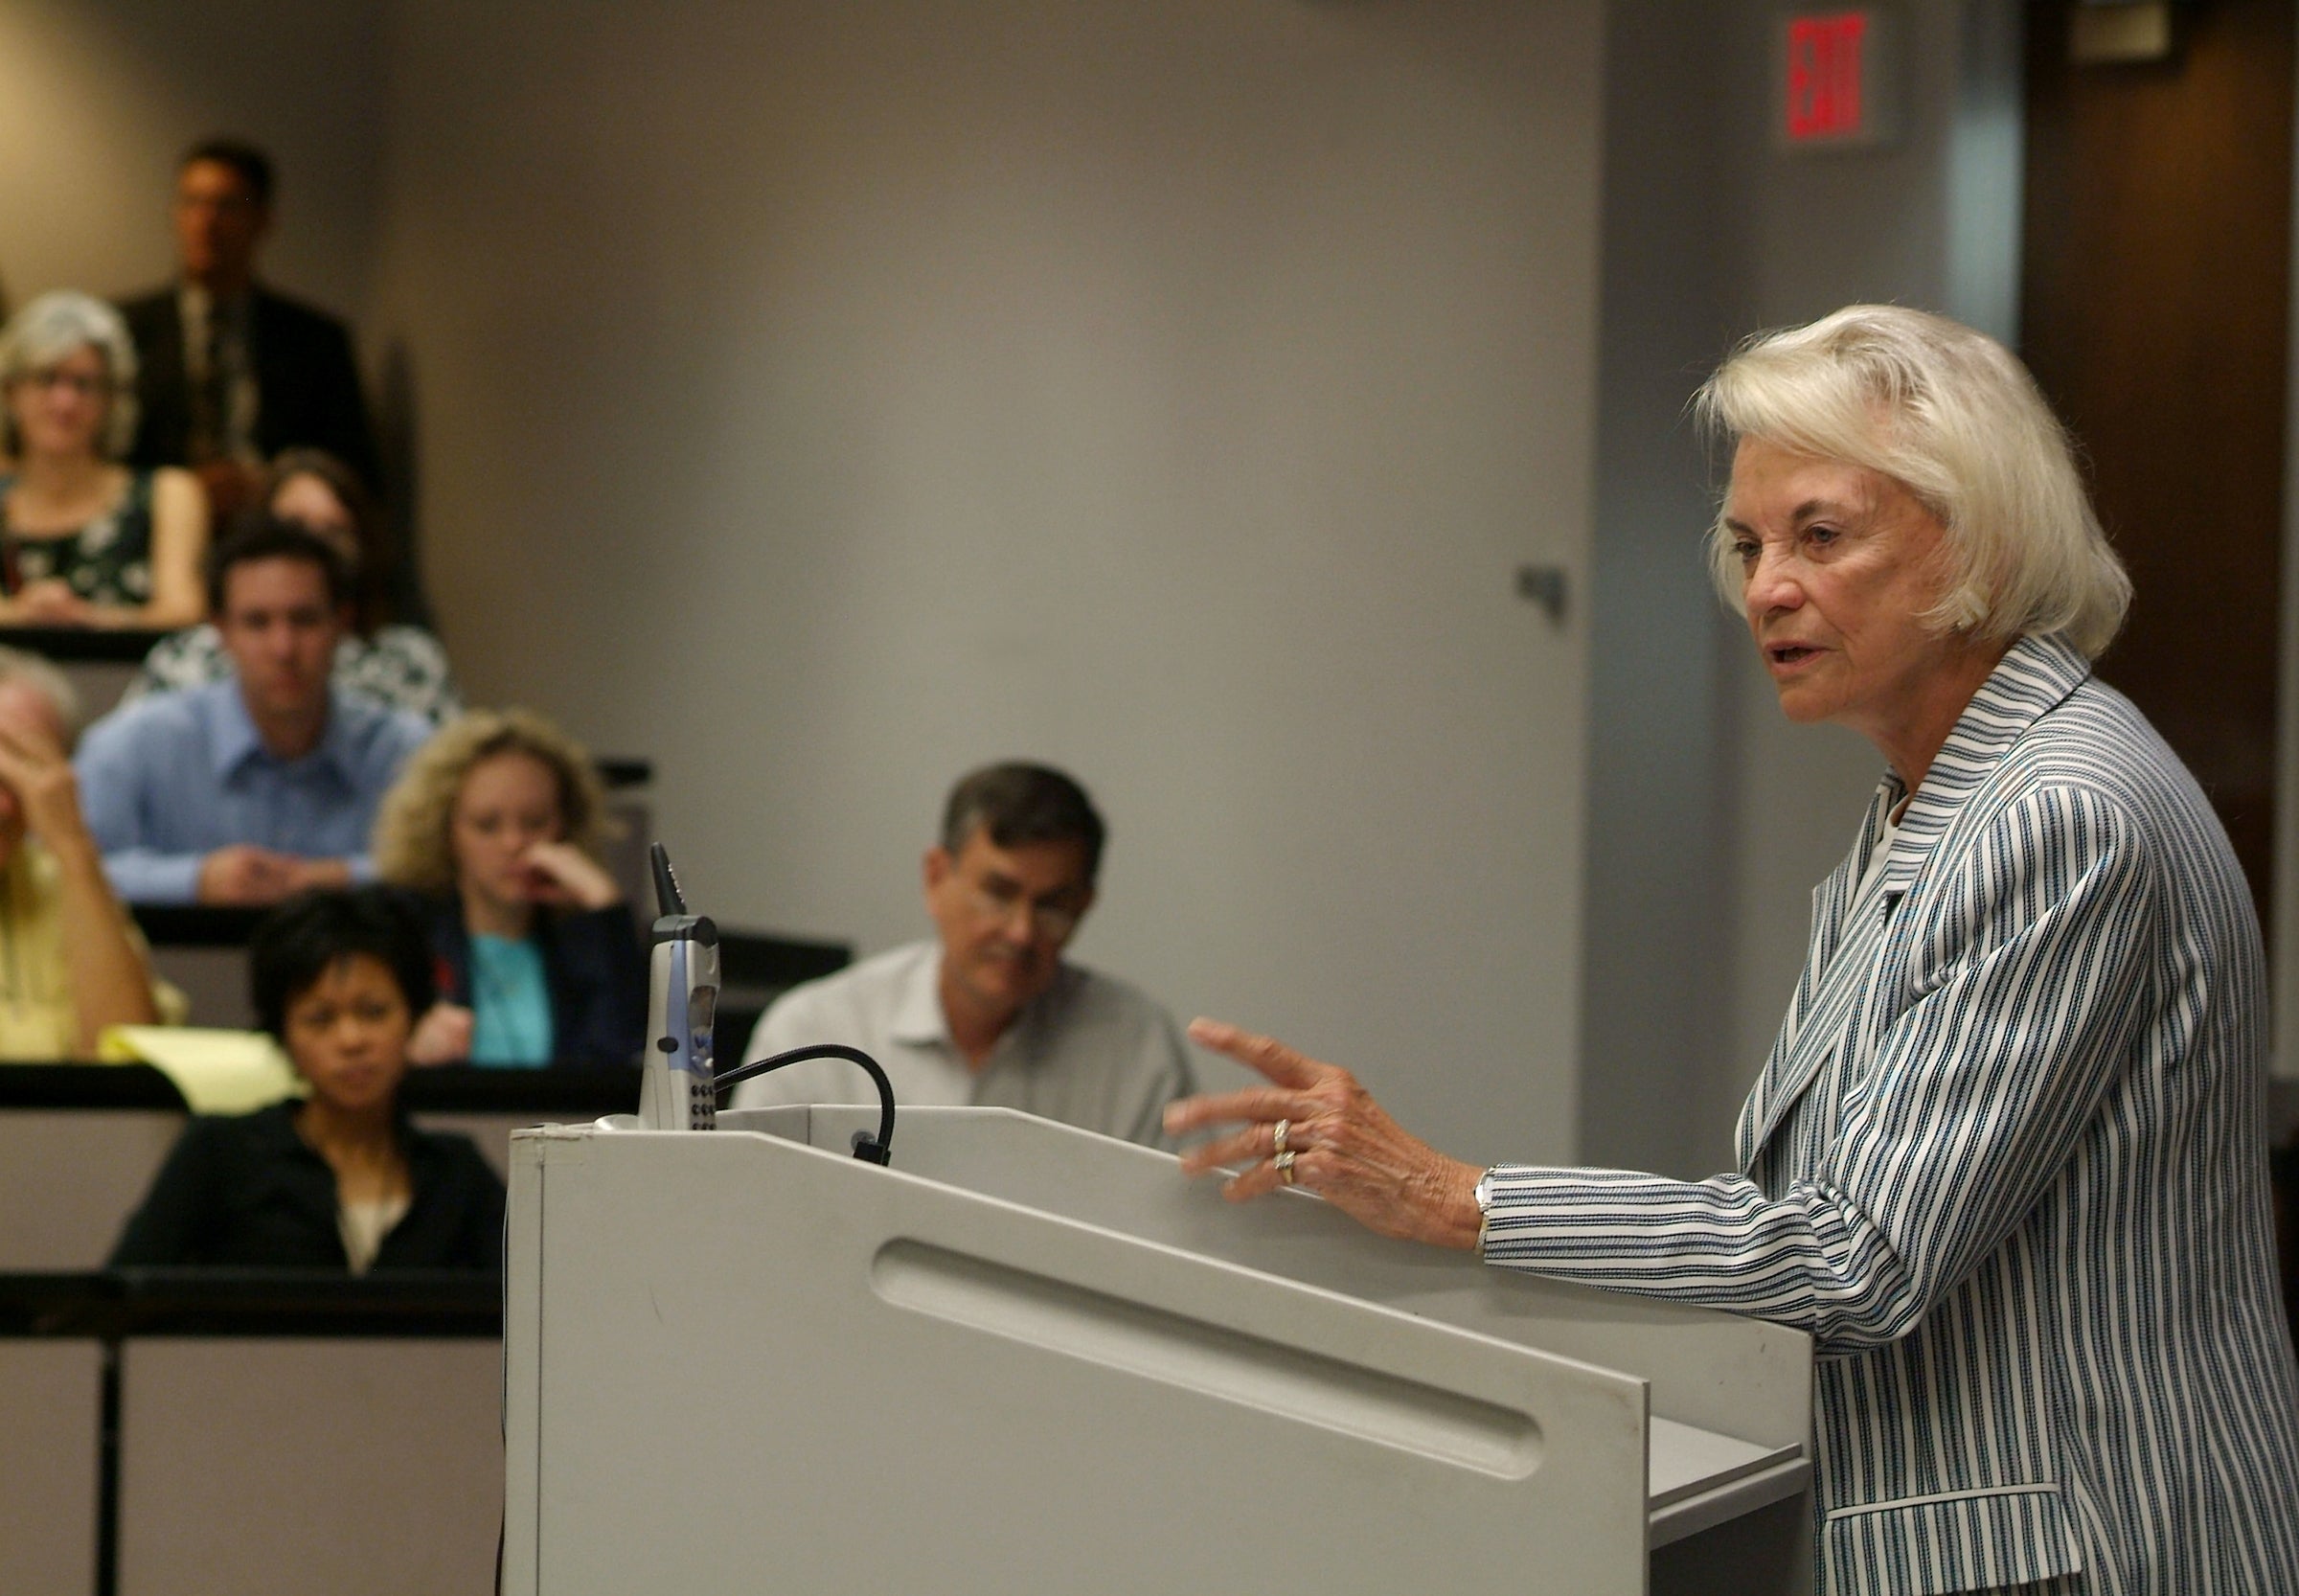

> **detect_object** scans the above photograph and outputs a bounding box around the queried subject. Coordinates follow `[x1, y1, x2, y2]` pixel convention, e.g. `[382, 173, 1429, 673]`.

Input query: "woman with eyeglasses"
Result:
[0, 291, 208, 628]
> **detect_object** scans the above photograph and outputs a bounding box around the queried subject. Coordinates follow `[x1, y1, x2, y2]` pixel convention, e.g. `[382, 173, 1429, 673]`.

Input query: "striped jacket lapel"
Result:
[1735, 783, 1895, 1171]
[1735, 634, 2096, 1171]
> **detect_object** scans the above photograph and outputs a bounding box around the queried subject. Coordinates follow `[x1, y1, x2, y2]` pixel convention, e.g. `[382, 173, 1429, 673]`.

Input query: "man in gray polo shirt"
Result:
[729, 762, 1194, 1148]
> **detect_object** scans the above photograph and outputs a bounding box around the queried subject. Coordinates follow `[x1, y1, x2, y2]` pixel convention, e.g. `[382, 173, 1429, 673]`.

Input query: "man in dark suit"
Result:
[116, 140, 381, 516]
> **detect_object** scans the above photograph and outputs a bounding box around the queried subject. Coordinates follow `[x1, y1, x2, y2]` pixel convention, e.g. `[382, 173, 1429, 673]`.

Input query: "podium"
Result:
[503, 1107, 1814, 1595]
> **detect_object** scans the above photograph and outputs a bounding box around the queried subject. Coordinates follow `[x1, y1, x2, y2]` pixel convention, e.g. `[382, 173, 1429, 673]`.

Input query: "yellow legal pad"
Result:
[97, 1025, 303, 1114]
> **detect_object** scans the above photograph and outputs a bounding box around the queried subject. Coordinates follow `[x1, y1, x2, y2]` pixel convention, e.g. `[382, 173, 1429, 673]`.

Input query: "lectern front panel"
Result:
[729, 1105, 1811, 1452]
[508, 1113, 1810, 1595]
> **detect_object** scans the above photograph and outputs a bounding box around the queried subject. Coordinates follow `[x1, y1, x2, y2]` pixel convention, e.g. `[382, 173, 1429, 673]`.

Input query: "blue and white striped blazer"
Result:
[1484, 634, 2299, 1595]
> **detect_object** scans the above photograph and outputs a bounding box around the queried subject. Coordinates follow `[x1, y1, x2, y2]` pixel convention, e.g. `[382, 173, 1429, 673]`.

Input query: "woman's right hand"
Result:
[406, 1001, 476, 1067]
[520, 840, 623, 911]
[1166, 1020, 1485, 1250]
[12, 580, 95, 626]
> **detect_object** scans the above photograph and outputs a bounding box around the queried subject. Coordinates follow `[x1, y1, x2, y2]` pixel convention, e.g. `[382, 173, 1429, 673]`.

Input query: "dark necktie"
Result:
[188, 310, 228, 466]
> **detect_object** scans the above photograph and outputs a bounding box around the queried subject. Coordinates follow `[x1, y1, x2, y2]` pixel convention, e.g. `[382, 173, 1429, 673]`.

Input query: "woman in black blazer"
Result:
[109, 888, 502, 1271]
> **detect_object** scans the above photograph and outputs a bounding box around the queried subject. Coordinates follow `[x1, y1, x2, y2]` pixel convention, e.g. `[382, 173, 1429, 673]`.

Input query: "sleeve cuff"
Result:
[102, 853, 203, 905]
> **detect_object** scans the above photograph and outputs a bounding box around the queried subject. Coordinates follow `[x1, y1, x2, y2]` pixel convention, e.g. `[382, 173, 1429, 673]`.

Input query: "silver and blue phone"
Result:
[637, 843, 720, 1130]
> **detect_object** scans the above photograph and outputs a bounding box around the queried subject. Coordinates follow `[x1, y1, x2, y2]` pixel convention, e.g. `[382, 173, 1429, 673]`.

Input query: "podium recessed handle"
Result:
[870, 1239, 1542, 1478]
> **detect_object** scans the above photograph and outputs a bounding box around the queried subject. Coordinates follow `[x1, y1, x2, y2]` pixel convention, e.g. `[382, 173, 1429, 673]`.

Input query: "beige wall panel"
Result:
[0, 1340, 102, 1596]
[117, 1336, 501, 1596]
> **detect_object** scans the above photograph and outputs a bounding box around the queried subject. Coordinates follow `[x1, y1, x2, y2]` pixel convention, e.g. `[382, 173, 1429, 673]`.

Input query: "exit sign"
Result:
[1777, 8, 1900, 149]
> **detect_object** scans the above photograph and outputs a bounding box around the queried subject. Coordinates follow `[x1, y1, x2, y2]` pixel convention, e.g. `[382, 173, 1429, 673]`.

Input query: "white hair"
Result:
[0, 290, 141, 460]
[1695, 305, 2130, 659]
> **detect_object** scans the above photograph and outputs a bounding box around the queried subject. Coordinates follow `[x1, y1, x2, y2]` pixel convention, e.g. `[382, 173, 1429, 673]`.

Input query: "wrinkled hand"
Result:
[0, 712, 87, 850]
[406, 1002, 476, 1066]
[1165, 1019, 1484, 1250]
[195, 845, 302, 905]
[15, 580, 95, 626]
[519, 840, 622, 911]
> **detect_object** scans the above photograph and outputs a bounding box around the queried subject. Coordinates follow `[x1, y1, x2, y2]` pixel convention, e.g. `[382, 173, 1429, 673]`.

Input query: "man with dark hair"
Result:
[116, 138, 381, 513]
[730, 762, 1195, 1147]
[75, 520, 430, 905]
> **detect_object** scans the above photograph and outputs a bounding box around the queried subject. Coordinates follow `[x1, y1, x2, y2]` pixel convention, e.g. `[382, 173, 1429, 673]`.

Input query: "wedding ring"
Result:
[1272, 1118, 1290, 1157]
[1274, 1150, 1297, 1185]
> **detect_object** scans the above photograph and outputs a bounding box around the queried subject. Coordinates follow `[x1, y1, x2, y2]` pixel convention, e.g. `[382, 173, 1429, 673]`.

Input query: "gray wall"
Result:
[1576, 0, 1745, 1178]
[369, 1, 1606, 1163]
[0, 0, 384, 318]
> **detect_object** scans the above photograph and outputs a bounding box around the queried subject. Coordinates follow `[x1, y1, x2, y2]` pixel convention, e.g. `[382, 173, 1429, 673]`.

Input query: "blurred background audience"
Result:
[373, 708, 642, 1068]
[76, 521, 433, 904]
[117, 140, 381, 523]
[0, 290, 208, 628]
[0, 645, 178, 1055]
[124, 448, 459, 723]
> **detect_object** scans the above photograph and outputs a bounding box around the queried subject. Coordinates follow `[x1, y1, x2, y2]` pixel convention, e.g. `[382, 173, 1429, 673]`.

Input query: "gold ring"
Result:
[1274, 1150, 1297, 1185]
[1272, 1118, 1290, 1157]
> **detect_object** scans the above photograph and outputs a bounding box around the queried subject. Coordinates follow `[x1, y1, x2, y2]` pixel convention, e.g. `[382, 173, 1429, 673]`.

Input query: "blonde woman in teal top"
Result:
[372, 708, 644, 1068]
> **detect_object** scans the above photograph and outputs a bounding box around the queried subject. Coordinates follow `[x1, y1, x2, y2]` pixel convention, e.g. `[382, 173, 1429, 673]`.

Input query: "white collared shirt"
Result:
[727, 939, 1195, 1149]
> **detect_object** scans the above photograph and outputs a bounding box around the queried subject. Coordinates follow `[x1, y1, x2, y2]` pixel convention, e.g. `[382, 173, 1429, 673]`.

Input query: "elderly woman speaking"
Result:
[1168, 306, 2299, 1596]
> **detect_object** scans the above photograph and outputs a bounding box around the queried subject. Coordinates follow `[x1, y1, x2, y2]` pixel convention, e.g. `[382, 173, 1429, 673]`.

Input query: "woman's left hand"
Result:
[518, 840, 623, 911]
[1165, 1018, 1484, 1250]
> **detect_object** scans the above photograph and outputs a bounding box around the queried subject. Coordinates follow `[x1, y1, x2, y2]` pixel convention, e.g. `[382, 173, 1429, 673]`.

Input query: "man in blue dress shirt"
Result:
[77, 520, 433, 904]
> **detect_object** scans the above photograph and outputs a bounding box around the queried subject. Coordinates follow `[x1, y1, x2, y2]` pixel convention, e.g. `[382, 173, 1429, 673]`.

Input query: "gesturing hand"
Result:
[1164, 1019, 1484, 1251]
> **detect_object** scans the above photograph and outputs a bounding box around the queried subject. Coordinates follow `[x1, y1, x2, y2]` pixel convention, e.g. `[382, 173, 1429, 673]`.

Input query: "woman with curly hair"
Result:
[372, 708, 643, 1067]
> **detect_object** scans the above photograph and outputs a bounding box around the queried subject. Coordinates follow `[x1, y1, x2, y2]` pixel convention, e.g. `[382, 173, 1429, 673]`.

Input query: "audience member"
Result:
[730, 762, 1195, 1147]
[124, 449, 461, 722]
[108, 886, 504, 1271]
[0, 291, 208, 627]
[117, 139, 382, 515]
[76, 520, 432, 904]
[0, 647, 180, 1056]
[373, 709, 643, 1068]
